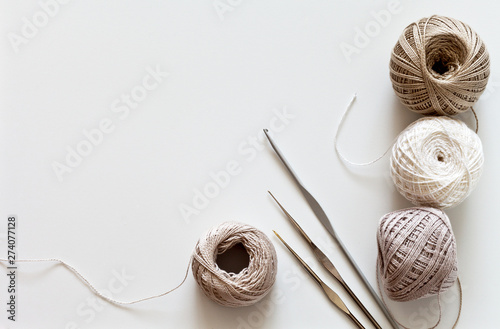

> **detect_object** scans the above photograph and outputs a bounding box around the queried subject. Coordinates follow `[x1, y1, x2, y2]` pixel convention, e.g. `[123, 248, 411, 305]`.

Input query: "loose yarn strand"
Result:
[334, 94, 398, 166]
[471, 107, 479, 133]
[452, 278, 463, 329]
[0, 222, 277, 308]
[0, 256, 192, 305]
[334, 91, 483, 209]
[376, 258, 463, 329]
[334, 93, 480, 171]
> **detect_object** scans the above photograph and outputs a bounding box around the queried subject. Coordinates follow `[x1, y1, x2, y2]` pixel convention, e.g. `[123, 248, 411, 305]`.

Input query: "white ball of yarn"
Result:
[191, 222, 278, 307]
[391, 116, 483, 209]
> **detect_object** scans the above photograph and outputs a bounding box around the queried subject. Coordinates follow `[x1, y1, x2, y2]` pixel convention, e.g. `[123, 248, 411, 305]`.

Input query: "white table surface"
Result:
[1, 1, 499, 328]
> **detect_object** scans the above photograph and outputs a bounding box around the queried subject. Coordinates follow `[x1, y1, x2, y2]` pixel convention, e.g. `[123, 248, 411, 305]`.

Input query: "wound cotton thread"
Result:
[377, 207, 458, 302]
[376, 207, 462, 329]
[0, 221, 278, 308]
[390, 15, 490, 115]
[391, 116, 484, 209]
[192, 221, 278, 307]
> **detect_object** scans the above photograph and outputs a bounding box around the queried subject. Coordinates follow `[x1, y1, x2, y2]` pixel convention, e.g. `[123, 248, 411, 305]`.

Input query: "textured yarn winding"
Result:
[390, 15, 490, 115]
[191, 222, 278, 307]
[377, 207, 458, 302]
[390, 116, 483, 209]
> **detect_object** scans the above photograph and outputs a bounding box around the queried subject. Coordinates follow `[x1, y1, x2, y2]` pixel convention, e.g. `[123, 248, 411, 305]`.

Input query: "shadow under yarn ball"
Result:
[390, 15, 490, 115]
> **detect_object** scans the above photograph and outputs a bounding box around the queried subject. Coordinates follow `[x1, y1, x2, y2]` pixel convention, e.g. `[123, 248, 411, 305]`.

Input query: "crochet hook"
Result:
[263, 129, 398, 329]
[269, 191, 382, 329]
[273, 231, 365, 329]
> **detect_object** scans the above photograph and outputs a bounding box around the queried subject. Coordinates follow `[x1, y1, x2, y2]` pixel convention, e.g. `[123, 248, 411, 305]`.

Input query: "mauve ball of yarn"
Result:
[391, 116, 483, 209]
[191, 222, 277, 307]
[377, 207, 458, 302]
[390, 15, 490, 115]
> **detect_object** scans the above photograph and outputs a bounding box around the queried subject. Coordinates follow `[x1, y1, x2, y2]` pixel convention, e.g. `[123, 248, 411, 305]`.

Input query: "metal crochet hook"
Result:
[273, 231, 365, 329]
[263, 129, 398, 329]
[269, 191, 382, 329]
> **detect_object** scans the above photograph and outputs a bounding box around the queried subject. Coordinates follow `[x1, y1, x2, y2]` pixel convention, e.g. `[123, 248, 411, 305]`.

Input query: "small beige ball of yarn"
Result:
[391, 116, 483, 209]
[390, 15, 490, 115]
[191, 222, 277, 307]
[377, 207, 458, 301]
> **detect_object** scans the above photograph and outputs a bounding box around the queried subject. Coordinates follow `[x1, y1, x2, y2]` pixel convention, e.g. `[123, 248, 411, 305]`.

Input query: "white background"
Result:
[1, 1, 499, 328]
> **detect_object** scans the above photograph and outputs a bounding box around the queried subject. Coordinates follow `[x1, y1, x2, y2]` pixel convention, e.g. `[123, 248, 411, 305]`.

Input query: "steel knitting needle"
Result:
[269, 191, 382, 329]
[273, 231, 365, 329]
[263, 129, 399, 329]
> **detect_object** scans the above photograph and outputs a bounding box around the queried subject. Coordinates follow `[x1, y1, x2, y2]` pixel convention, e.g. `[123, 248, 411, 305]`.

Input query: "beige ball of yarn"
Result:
[377, 207, 458, 302]
[391, 116, 483, 209]
[191, 222, 277, 307]
[390, 15, 490, 115]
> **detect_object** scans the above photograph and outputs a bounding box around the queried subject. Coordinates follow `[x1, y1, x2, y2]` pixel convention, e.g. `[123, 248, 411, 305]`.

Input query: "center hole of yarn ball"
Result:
[216, 243, 250, 274]
[432, 59, 451, 75]
[426, 35, 467, 79]
[437, 155, 445, 162]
